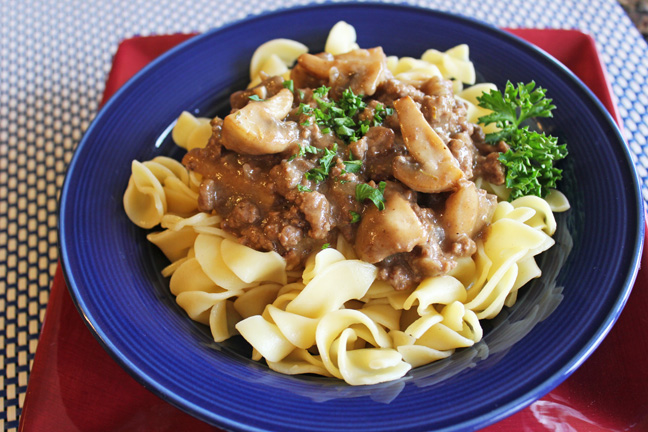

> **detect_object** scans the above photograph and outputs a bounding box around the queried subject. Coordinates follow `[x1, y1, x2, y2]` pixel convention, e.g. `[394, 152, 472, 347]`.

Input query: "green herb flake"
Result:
[321, 243, 331, 249]
[282, 79, 294, 93]
[356, 181, 387, 211]
[350, 211, 361, 223]
[336, 124, 356, 138]
[343, 159, 362, 173]
[293, 87, 393, 187]
[297, 103, 313, 115]
[297, 184, 312, 193]
[319, 144, 337, 169]
[313, 86, 331, 99]
[305, 168, 327, 182]
[301, 85, 391, 144]
[304, 144, 338, 182]
[248, 94, 264, 102]
[289, 143, 321, 161]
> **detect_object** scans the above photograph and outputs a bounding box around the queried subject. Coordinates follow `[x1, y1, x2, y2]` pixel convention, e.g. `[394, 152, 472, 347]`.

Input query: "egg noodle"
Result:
[123, 22, 569, 385]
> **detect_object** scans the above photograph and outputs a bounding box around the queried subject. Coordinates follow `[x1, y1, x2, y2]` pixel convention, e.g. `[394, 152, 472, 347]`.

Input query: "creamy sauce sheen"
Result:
[182, 48, 506, 290]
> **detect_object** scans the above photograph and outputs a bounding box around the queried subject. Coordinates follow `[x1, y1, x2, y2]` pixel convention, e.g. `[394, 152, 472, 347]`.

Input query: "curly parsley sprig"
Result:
[477, 81, 567, 200]
[477, 81, 556, 143]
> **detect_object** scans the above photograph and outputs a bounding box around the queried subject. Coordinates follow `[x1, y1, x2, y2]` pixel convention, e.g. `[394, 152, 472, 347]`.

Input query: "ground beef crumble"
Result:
[182, 49, 504, 290]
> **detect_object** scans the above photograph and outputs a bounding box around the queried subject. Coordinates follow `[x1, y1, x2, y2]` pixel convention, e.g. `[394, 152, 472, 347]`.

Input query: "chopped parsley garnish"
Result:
[303, 85, 392, 143]
[298, 103, 313, 115]
[248, 94, 264, 102]
[304, 168, 327, 182]
[282, 79, 294, 93]
[313, 85, 329, 99]
[350, 211, 361, 223]
[321, 243, 331, 249]
[299, 144, 320, 157]
[288, 143, 320, 161]
[338, 88, 366, 117]
[319, 144, 337, 168]
[477, 81, 568, 200]
[291, 87, 393, 191]
[356, 181, 387, 211]
[343, 159, 362, 173]
[305, 144, 337, 182]
[372, 103, 394, 125]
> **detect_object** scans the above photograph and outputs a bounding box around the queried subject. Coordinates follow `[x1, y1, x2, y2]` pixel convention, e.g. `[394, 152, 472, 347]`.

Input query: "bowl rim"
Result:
[59, 2, 645, 431]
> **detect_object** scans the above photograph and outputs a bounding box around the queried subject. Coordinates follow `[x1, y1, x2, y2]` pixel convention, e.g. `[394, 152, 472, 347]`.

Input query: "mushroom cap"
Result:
[221, 88, 299, 155]
[392, 96, 464, 193]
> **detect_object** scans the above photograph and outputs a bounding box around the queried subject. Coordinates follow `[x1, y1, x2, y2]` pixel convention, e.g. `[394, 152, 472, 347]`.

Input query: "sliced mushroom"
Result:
[296, 52, 334, 80]
[296, 48, 387, 97]
[442, 180, 497, 242]
[392, 157, 452, 194]
[354, 188, 426, 263]
[331, 47, 387, 97]
[392, 96, 464, 193]
[221, 88, 299, 155]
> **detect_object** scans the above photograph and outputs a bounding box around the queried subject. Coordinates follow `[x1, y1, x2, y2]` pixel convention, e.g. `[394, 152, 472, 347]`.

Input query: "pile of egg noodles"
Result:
[123, 22, 569, 385]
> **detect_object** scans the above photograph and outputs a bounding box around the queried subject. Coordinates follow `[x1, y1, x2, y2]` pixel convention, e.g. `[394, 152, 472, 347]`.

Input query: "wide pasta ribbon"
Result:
[120, 20, 570, 387]
[316, 309, 411, 385]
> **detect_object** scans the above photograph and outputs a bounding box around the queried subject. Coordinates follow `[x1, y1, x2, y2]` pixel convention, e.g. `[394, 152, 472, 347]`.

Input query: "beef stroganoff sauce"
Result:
[123, 22, 569, 385]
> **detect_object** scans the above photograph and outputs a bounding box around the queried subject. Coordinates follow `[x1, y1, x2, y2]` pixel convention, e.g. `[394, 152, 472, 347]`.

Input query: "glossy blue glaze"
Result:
[58, 3, 644, 431]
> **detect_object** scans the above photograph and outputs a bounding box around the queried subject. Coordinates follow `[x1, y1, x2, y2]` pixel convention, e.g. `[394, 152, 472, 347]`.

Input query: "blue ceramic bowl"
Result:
[59, 3, 644, 431]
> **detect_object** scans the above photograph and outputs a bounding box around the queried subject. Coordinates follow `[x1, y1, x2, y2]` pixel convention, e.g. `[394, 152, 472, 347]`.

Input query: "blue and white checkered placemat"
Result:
[2, 0, 647, 429]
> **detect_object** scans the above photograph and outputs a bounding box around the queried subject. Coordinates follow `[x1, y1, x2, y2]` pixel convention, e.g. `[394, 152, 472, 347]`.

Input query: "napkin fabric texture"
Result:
[19, 30, 647, 432]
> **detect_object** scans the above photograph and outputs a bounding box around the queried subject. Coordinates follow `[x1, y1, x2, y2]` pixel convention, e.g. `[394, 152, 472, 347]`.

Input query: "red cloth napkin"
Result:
[19, 30, 647, 432]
